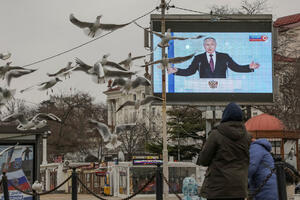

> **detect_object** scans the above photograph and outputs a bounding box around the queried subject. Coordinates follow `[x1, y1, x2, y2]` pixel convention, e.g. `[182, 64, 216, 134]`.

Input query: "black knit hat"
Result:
[221, 102, 243, 123]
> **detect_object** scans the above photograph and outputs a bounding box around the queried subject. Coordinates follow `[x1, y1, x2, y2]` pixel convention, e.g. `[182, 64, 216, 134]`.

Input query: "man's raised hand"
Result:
[167, 67, 178, 74]
[249, 61, 260, 69]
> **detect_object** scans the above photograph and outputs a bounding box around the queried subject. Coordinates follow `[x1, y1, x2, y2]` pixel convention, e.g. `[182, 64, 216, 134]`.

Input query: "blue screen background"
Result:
[153, 32, 272, 93]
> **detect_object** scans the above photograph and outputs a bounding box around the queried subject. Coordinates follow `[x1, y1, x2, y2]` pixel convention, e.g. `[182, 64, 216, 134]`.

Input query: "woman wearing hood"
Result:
[248, 138, 279, 200]
[197, 102, 251, 200]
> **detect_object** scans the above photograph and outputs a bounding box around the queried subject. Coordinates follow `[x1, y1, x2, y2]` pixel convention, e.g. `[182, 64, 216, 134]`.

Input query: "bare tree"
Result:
[209, 5, 240, 15]
[209, 0, 268, 15]
[0, 98, 35, 117]
[111, 106, 164, 160]
[240, 0, 269, 15]
[263, 16, 299, 130]
[258, 28, 300, 130]
[38, 92, 108, 162]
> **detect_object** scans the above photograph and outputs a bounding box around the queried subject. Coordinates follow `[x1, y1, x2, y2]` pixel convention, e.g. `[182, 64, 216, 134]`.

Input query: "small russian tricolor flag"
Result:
[249, 35, 268, 41]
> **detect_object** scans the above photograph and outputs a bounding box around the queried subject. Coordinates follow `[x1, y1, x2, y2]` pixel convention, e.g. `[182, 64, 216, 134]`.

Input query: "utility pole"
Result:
[160, 0, 169, 199]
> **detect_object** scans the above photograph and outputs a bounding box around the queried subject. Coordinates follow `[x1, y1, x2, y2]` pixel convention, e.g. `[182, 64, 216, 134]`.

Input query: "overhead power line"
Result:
[21, 7, 158, 68]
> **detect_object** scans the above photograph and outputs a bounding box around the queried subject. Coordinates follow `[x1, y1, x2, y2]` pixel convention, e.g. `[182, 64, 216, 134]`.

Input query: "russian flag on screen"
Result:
[249, 35, 268, 41]
[6, 169, 31, 191]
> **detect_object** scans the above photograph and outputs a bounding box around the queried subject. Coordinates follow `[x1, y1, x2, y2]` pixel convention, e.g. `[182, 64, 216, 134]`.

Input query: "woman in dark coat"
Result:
[197, 102, 251, 200]
[248, 138, 278, 200]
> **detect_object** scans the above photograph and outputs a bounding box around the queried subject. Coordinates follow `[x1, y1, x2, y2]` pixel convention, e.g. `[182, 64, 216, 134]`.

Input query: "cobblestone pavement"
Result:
[40, 193, 183, 200]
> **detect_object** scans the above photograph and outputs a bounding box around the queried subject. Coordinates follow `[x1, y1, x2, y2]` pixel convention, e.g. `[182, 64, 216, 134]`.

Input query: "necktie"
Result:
[209, 54, 214, 72]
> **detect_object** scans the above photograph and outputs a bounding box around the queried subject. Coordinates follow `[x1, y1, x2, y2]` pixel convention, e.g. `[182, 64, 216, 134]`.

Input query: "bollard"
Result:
[2, 172, 10, 200]
[71, 168, 77, 200]
[275, 159, 287, 200]
[156, 163, 163, 200]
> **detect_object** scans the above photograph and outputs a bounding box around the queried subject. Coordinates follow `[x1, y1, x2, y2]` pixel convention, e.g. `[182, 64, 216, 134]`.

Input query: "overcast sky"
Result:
[0, 0, 299, 106]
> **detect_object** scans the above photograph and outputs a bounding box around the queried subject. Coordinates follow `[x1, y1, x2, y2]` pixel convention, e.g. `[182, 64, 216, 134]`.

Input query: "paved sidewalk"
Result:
[40, 193, 183, 200]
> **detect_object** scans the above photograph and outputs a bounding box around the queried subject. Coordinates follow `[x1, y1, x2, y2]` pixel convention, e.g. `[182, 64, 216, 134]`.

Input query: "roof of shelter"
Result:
[245, 113, 285, 131]
[0, 124, 48, 133]
[274, 13, 300, 27]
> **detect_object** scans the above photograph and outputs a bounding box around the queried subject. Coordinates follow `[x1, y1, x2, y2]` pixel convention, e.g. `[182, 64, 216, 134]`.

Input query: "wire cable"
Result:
[21, 7, 158, 68]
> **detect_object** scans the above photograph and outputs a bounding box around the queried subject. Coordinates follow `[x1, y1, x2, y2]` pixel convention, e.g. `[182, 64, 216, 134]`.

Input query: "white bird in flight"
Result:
[112, 76, 151, 95]
[69, 14, 130, 38]
[0, 87, 16, 105]
[118, 52, 151, 70]
[5, 68, 37, 86]
[88, 119, 136, 149]
[0, 143, 18, 157]
[140, 53, 195, 69]
[75, 57, 136, 81]
[74, 58, 105, 84]
[100, 54, 128, 71]
[32, 181, 43, 193]
[116, 95, 163, 113]
[20, 77, 62, 94]
[135, 22, 204, 48]
[153, 28, 204, 48]
[1, 113, 61, 131]
[0, 52, 12, 60]
[0, 62, 36, 83]
[47, 62, 75, 79]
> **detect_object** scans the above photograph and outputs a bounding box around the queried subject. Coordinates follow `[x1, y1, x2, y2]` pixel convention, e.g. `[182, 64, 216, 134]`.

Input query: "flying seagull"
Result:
[100, 54, 128, 71]
[116, 95, 163, 113]
[74, 58, 105, 84]
[32, 181, 43, 193]
[105, 134, 122, 150]
[153, 28, 204, 48]
[0, 87, 16, 104]
[140, 53, 195, 69]
[0, 62, 34, 80]
[88, 119, 111, 142]
[5, 69, 37, 86]
[118, 52, 151, 70]
[135, 23, 204, 48]
[88, 119, 136, 143]
[112, 76, 151, 94]
[0, 52, 12, 60]
[0, 143, 18, 157]
[75, 57, 135, 81]
[102, 67, 136, 79]
[1, 113, 61, 131]
[20, 77, 62, 94]
[47, 62, 75, 79]
[70, 14, 130, 38]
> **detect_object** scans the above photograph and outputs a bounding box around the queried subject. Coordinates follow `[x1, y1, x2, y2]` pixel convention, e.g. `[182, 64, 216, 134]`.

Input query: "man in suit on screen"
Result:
[167, 37, 260, 78]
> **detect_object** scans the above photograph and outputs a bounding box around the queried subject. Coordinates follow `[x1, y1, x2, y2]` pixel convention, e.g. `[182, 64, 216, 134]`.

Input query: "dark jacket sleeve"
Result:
[175, 56, 199, 76]
[226, 54, 254, 73]
[197, 130, 218, 166]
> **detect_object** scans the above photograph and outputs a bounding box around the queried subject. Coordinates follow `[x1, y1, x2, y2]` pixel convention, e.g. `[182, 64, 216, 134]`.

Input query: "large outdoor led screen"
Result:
[151, 15, 273, 104]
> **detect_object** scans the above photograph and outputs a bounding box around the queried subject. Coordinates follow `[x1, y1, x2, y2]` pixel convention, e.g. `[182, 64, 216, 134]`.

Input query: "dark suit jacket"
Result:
[175, 52, 254, 78]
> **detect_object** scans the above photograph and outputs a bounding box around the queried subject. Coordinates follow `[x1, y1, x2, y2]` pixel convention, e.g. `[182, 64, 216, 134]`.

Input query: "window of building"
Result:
[133, 111, 137, 122]
[152, 107, 155, 116]
[133, 94, 136, 101]
[124, 109, 128, 123]
[142, 109, 146, 118]
[152, 121, 156, 132]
